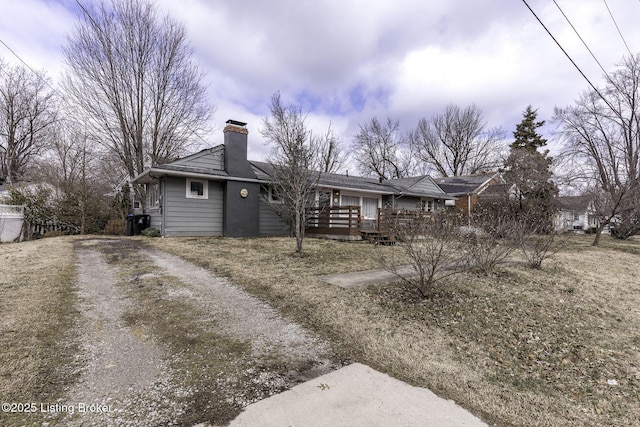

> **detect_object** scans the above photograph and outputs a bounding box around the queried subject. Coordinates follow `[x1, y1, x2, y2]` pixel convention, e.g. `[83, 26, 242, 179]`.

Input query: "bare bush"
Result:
[380, 212, 469, 298]
[510, 219, 562, 269]
[463, 231, 512, 275]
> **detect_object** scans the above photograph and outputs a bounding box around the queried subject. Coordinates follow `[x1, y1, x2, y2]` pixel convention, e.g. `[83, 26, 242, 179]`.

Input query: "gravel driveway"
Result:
[57, 238, 341, 426]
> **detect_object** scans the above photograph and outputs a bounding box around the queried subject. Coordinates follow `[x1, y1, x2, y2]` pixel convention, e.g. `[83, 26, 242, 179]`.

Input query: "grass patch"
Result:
[0, 237, 80, 426]
[145, 235, 640, 426]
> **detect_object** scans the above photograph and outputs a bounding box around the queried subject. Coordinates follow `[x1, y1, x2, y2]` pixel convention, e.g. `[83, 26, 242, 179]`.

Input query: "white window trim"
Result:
[148, 183, 160, 208]
[268, 186, 283, 204]
[186, 178, 208, 199]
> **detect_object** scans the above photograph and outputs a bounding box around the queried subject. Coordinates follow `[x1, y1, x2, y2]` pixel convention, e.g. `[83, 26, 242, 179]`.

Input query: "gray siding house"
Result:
[133, 120, 455, 238]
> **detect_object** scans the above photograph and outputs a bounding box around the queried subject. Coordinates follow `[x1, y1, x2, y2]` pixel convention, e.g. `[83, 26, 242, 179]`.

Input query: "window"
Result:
[421, 199, 435, 212]
[362, 197, 379, 219]
[147, 183, 160, 208]
[268, 186, 283, 203]
[186, 178, 208, 199]
[341, 195, 360, 206]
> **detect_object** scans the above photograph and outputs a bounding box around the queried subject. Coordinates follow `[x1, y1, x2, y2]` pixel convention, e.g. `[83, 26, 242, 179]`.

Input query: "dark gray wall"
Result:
[224, 181, 260, 237]
[259, 188, 289, 236]
[224, 126, 256, 179]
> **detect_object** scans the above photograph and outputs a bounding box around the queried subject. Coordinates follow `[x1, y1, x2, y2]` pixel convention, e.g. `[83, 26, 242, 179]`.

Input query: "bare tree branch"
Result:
[410, 104, 505, 177]
[62, 0, 213, 211]
[0, 62, 57, 182]
[261, 92, 322, 256]
[554, 54, 640, 243]
[352, 117, 415, 180]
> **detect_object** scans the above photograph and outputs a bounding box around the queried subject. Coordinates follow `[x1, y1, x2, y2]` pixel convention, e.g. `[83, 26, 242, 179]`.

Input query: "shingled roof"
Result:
[557, 195, 592, 212]
[435, 172, 501, 195]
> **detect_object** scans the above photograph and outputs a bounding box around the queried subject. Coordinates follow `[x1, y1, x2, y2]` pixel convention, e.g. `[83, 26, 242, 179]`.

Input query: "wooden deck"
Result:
[306, 206, 433, 242]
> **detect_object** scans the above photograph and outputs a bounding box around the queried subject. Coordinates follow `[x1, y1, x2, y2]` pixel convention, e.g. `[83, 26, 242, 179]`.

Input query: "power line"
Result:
[603, 0, 634, 57]
[0, 37, 65, 100]
[552, 1, 610, 79]
[520, 0, 617, 113]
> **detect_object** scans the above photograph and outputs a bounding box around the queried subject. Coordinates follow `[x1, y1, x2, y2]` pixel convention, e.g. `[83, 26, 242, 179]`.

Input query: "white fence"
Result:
[0, 204, 25, 243]
[0, 204, 24, 215]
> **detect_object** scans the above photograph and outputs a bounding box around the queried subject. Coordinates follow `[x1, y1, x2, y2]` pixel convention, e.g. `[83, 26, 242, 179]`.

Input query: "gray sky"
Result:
[1, 0, 639, 163]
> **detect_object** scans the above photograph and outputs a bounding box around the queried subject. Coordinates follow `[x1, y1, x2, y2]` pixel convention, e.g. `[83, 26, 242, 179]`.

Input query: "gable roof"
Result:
[435, 172, 502, 196]
[385, 175, 448, 199]
[133, 145, 234, 184]
[557, 195, 592, 212]
[168, 145, 224, 168]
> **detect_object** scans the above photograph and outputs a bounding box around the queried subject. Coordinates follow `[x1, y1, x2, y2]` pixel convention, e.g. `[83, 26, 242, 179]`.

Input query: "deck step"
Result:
[361, 230, 396, 245]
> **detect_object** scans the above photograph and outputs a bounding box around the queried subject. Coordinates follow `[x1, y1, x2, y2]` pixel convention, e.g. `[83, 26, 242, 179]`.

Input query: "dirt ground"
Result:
[48, 238, 343, 426]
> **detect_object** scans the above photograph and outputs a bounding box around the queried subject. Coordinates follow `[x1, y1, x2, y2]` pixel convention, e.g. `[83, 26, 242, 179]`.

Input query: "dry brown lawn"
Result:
[145, 235, 640, 427]
[0, 237, 80, 426]
[1, 234, 638, 426]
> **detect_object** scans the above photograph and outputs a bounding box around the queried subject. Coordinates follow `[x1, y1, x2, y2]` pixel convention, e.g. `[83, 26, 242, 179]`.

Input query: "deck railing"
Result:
[306, 205, 362, 236]
[377, 208, 434, 232]
[306, 205, 437, 237]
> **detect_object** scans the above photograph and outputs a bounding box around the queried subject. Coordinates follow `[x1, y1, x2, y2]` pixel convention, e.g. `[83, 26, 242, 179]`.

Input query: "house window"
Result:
[362, 197, 379, 219]
[186, 178, 208, 199]
[147, 183, 160, 208]
[423, 199, 435, 212]
[573, 213, 579, 221]
[270, 187, 282, 203]
[341, 195, 360, 207]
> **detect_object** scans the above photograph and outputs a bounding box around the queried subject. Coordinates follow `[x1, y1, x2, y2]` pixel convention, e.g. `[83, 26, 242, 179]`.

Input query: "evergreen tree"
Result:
[503, 106, 558, 231]
[511, 105, 547, 151]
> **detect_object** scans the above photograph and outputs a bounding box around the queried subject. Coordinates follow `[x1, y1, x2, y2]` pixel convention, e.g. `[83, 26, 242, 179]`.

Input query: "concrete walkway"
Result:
[317, 265, 416, 288]
[229, 363, 487, 426]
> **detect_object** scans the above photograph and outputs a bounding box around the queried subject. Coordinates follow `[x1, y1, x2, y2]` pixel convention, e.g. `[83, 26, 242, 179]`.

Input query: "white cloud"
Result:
[2, 0, 640, 161]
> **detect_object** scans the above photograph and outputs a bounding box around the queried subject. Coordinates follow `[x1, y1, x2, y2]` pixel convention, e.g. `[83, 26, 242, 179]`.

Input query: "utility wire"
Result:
[520, 0, 618, 113]
[603, 0, 634, 57]
[0, 37, 66, 100]
[552, 0, 610, 79]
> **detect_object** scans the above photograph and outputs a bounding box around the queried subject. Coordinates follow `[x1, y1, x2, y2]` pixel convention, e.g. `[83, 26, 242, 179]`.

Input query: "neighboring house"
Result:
[106, 177, 144, 215]
[133, 119, 456, 238]
[555, 195, 599, 232]
[435, 172, 504, 223]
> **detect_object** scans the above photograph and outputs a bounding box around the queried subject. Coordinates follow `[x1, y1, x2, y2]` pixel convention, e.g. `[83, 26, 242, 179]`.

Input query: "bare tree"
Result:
[38, 121, 109, 234]
[352, 117, 415, 180]
[315, 123, 346, 173]
[410, 104, 505, 177]
[554, 54, 640, 244]
[62, 0, 213, 211]
[261, 92, 322, 256]
[0, 62, 57, 183]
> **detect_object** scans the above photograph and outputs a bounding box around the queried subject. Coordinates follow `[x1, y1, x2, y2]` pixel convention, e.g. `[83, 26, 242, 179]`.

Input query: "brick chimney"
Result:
[224, 120, 256, 179]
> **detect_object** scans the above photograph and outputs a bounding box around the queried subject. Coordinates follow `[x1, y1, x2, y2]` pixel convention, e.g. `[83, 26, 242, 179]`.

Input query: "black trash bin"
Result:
[125, 214, 135, 236]
[133, 214, 150, 235]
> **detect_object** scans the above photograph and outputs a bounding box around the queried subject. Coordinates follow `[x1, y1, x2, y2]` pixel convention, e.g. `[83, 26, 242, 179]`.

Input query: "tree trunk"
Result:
[592, 225, 604, 246]
[294, 212, 303, 256]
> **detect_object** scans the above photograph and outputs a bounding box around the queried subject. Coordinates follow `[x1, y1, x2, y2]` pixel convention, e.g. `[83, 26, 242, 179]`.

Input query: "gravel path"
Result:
[56, 239, 338, 426]
[57, 248, 187, 426]
[143, 248, 334, 372]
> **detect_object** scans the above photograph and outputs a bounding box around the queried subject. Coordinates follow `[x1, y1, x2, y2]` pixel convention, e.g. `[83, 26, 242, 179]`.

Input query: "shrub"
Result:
[103, 218, 125, 235]
[380, 211, 469, 298]
[141, 227, 160, 238]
